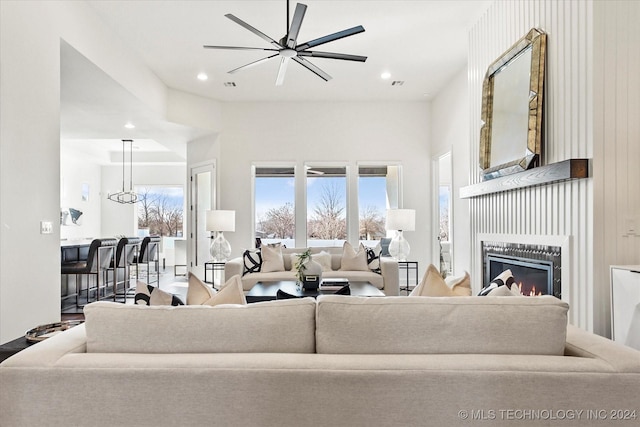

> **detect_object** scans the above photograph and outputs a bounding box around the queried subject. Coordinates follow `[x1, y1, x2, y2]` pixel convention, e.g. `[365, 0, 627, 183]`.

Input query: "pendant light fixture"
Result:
[107, 139, 139, 204]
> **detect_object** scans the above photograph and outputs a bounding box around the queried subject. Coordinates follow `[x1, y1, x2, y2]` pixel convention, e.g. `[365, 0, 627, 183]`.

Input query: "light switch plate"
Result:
[623, 215, 639, 236]
[40, 221, 53, 234]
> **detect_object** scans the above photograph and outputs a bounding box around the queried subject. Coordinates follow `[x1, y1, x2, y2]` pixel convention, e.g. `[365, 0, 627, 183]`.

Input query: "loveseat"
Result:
[225, 244, 400, 295]
[2, 296, 639, 427]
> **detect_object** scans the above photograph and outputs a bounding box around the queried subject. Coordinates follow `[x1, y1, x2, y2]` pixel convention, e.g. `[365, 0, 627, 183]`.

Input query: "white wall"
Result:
[215, 101, 431, 269]
[60, 155, 102, 240]
[430, 68, 471, 276]
[0, 0, 169, 342]
[0, 1, 62, 343]
[592, 0, 640, 334]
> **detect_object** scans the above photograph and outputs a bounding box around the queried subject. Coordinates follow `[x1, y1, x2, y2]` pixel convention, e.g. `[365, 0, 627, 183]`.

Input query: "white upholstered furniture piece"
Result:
[225, 246, 400, 295]
[1, 296, 639, 427]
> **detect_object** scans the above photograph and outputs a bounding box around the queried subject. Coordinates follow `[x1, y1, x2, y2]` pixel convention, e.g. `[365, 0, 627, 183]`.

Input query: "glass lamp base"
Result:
[210, 231, 231, 262]
[389, 230, 410, 261]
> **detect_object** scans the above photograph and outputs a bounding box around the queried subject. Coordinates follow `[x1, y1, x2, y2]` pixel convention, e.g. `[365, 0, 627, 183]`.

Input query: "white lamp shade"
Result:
[206, 210, 235, 232]
[386, 209, 415, 231]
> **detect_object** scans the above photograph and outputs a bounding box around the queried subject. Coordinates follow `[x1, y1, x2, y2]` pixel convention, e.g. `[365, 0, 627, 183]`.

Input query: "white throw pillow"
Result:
[186, 272, 216, 305]
[312, 251, 333, 272]
[339, 241, 369, 271]
[261, 244, 285, 272]
[288, 253, 300, 271]
[201, 275, 247, 306]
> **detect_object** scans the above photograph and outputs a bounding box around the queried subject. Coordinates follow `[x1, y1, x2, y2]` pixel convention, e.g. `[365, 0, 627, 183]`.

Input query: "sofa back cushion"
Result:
[282, 247, 343, 271]
[316, 295, 568, 355]
[84, 299, 317, 354]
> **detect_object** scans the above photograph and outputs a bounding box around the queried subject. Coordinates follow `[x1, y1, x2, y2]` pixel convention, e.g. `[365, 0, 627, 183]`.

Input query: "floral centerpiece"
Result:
[294, 248, 322, 290]
[294, 249, 312, 283]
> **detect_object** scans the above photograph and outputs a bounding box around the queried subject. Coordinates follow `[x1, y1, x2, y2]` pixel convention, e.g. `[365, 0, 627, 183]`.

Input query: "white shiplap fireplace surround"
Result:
[465, 1, 640, 337]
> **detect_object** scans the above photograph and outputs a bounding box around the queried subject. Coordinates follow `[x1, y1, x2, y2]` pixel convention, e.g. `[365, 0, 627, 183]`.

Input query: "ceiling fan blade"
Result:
[225, 13, 283, 49]
[297, 51, 367, 62]
[286, 3, 307, 48]
[276, 57, 290, 86]
[228, 54, 279, 74]
[203, 45, 279, 52]
[292, 57, 332, 81]
[296, 25, 365, 51]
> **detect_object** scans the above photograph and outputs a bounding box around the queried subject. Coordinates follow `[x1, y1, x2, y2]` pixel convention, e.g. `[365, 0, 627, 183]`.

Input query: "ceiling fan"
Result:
[203, 0, 367, 85]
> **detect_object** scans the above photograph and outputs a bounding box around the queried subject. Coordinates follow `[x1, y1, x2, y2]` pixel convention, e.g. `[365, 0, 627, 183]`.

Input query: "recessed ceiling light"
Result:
[380, 72, 391, 80]
[197, 72, 208, 81]
[124, 122, 135, 129]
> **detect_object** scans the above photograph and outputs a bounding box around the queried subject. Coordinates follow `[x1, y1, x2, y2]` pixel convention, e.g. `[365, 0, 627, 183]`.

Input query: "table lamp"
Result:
[206, 210, 235, 261]
[386, 209, 415, 261]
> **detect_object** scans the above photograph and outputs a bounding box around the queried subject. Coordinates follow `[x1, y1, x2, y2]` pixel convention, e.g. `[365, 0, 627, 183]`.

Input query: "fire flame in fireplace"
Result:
[518, 283, 544, 296]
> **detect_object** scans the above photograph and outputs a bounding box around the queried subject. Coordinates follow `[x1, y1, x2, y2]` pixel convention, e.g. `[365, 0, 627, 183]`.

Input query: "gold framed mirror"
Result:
[479, 28, 546, 180]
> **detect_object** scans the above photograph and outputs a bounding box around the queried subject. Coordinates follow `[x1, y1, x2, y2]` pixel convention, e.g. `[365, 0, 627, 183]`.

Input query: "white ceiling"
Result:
[86, 0, 490, 102]
[62, 0, 491, 161]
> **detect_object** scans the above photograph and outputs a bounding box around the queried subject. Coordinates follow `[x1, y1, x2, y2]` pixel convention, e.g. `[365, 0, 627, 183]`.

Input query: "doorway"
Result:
[433, 152, 453, 276]
[190, 163, 215, 277]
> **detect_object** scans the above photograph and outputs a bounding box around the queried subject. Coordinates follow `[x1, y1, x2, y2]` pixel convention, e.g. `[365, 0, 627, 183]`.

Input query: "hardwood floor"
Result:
[61, 268, 187, 320]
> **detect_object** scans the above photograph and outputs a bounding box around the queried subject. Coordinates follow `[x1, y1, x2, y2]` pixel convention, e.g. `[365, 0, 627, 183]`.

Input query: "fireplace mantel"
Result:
[460, 158, 590, 199]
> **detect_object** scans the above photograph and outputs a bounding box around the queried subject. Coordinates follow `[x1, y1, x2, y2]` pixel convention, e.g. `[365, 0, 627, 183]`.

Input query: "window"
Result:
[358, 165, 400, 247]
[254, 167, 295, 247]
[252, 163, 402, 249]
[306, 166, 347, 247]
[439, 185, 451, 242]
[136, 186, 184, 238]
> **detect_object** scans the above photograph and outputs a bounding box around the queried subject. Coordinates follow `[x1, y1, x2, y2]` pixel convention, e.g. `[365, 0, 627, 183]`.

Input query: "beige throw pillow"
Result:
[261, 244, 285, 272]
[201, 275, 247, 306]
[339, 241, 369, 271]
[187, 272, 216, 305]
[410, 264, 470, 297]
[312, 251, 333, 272]
[445, 272, 473, 296]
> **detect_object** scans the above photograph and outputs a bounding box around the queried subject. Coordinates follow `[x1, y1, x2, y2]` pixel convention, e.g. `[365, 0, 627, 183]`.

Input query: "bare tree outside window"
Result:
[439, 186, 450, 241]
[258, 202, 295, 239]
[359, 205, 386, 240]
[136, 187, 184, 237]
[254, 168, 295, 246]
[308, 181, 346, 240]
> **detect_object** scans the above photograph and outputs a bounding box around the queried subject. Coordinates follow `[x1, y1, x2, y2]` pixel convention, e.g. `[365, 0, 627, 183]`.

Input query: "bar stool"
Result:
[133, 236, 161, 287]
[110, 237, 141, 302]
[61, 238, 116, 308]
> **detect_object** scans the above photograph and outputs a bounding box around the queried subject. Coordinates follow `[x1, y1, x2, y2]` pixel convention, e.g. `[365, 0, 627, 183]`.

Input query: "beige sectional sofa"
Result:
[2, 296, 639, 427]
[225, 246, 400, 295]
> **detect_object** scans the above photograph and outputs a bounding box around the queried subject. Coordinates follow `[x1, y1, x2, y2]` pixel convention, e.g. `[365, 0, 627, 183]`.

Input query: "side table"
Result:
[204, 261, 226, 288]
[398, 261, 419, 295]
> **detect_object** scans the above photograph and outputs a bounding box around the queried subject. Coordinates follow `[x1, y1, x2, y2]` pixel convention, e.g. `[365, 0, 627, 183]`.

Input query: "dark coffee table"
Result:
[246, 280, 384, 303]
